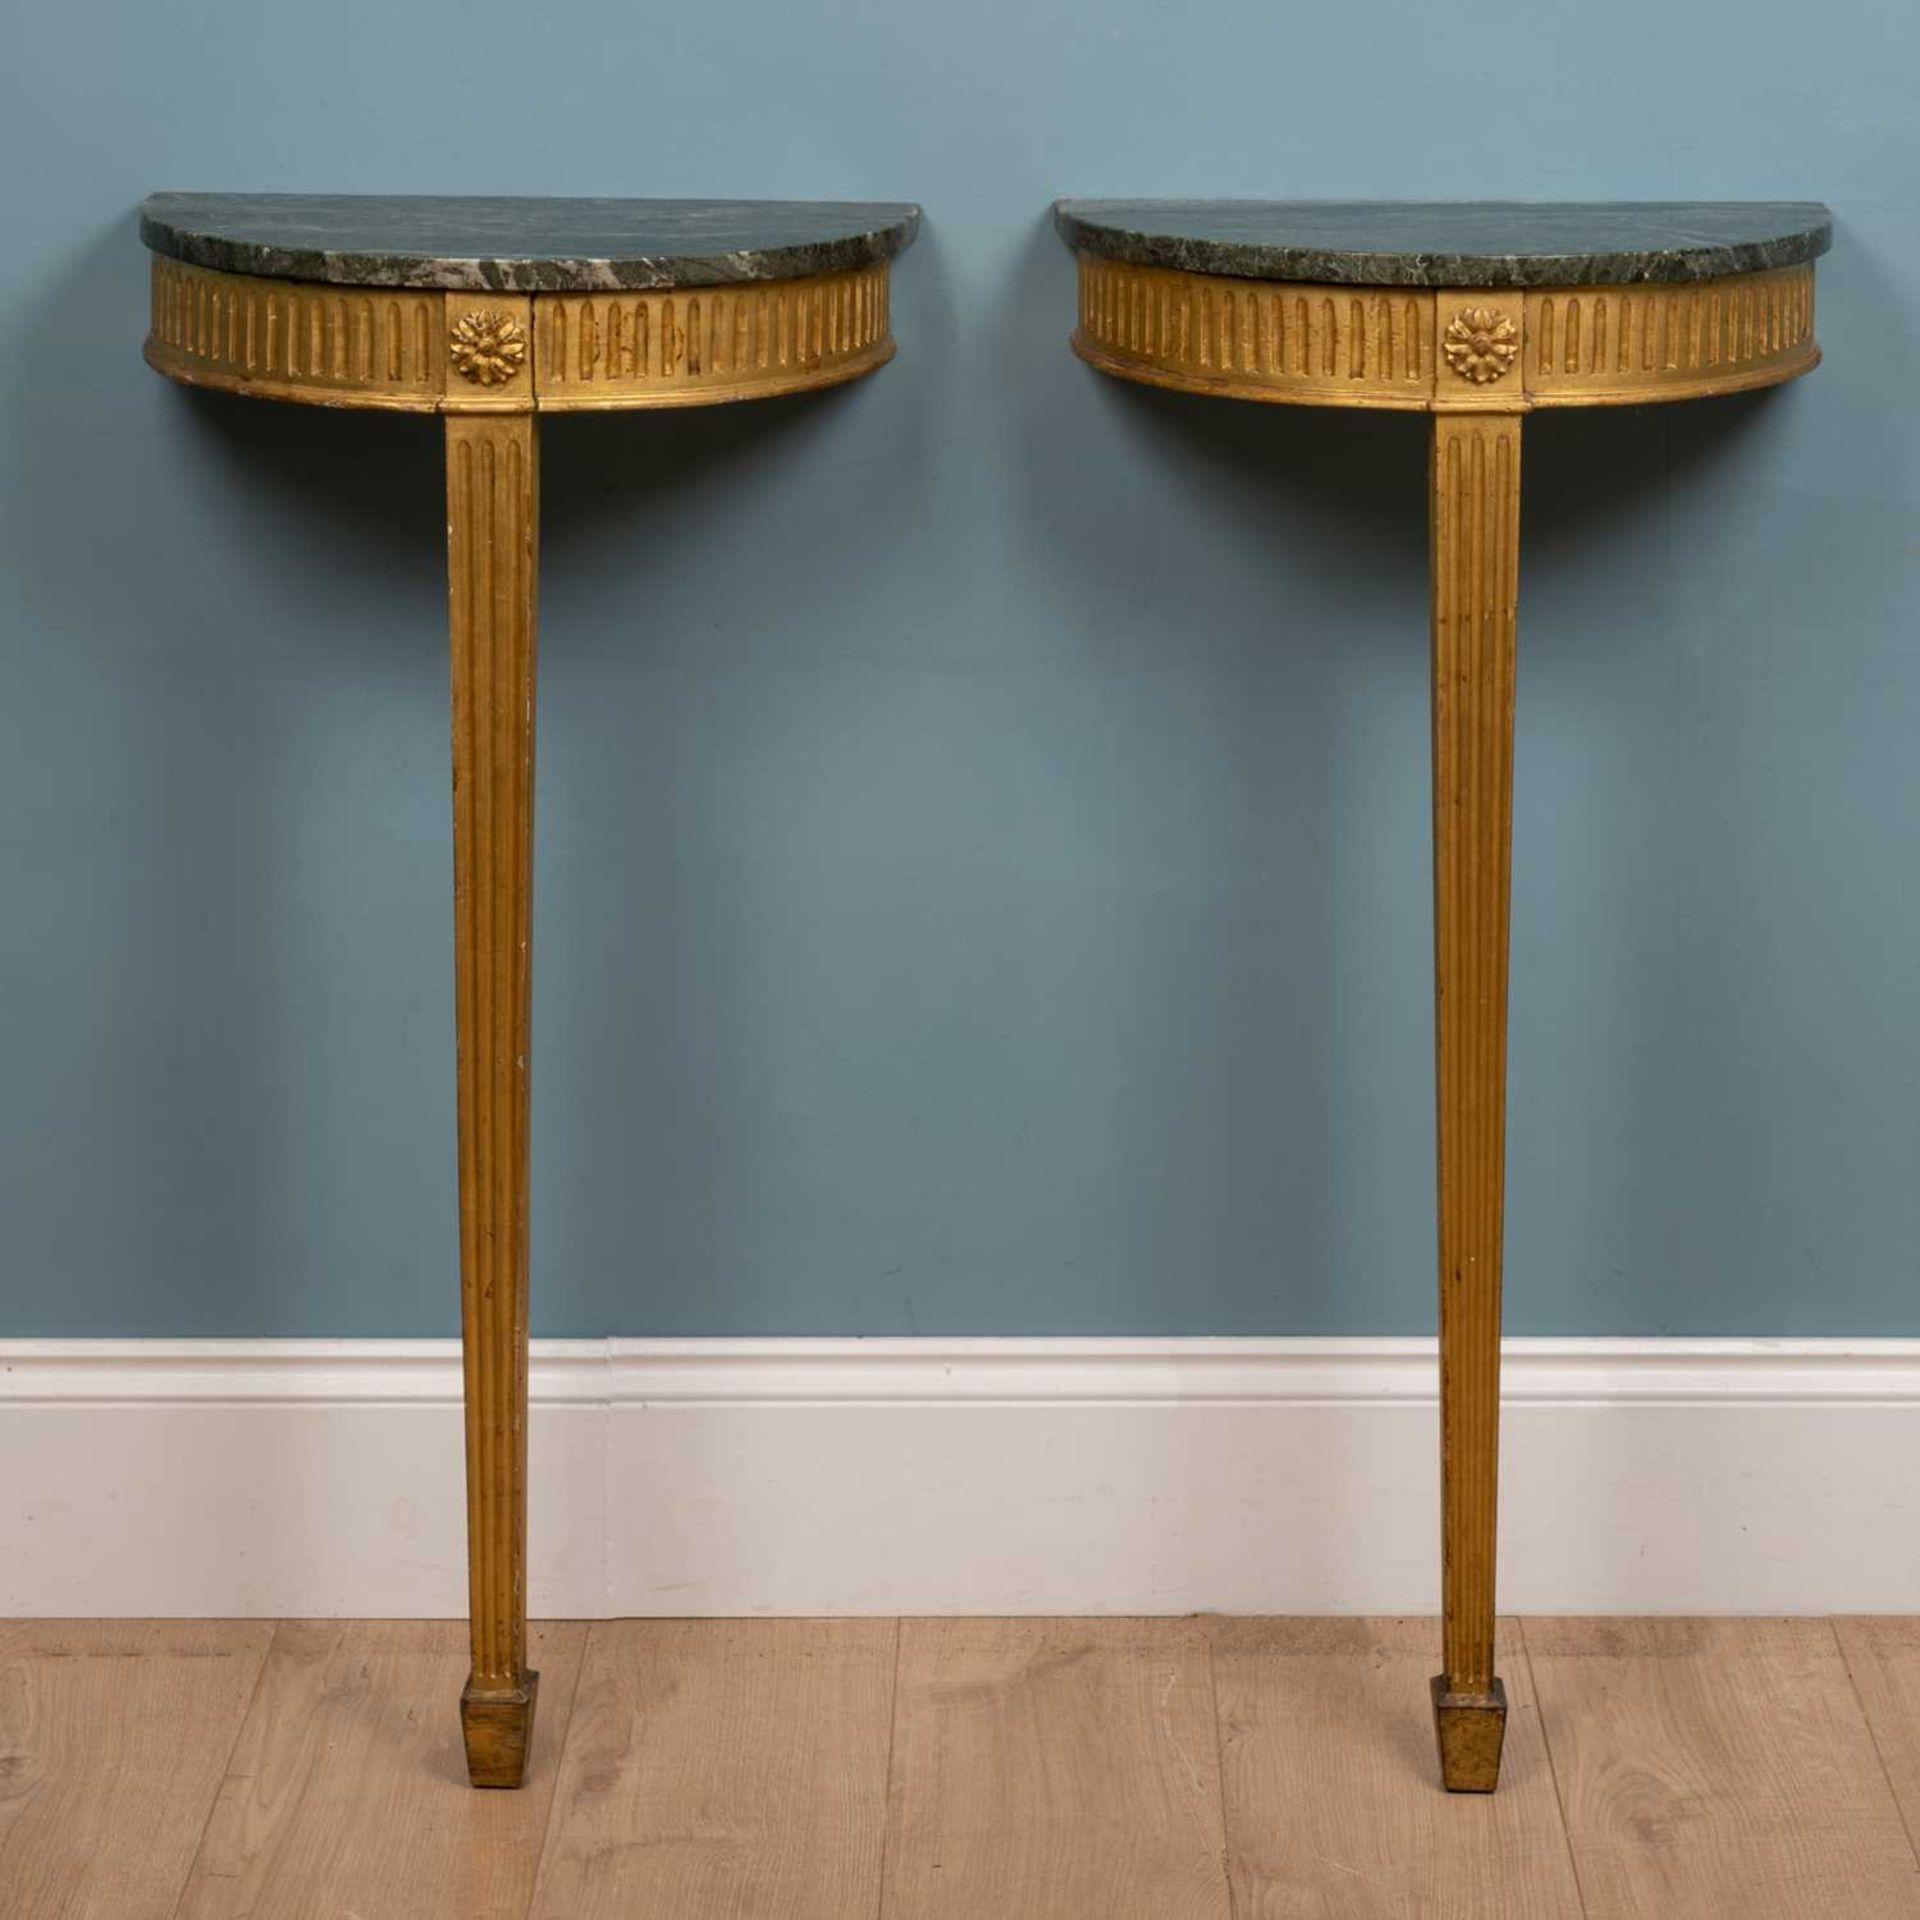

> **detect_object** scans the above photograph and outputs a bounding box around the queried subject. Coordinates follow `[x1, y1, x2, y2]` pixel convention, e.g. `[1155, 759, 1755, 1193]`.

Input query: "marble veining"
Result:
[1053, 200, 1832, 288]
[140, 194, 921, 292]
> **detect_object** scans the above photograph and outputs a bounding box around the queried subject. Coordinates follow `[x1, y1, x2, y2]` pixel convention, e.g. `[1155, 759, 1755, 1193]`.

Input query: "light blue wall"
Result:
[1, 2, 1914, 1337]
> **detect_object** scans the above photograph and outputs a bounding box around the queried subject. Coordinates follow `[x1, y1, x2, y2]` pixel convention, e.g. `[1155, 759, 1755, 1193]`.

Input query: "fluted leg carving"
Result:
[1427, 410, 1521, 1793]
[447, 412, 540, 1789]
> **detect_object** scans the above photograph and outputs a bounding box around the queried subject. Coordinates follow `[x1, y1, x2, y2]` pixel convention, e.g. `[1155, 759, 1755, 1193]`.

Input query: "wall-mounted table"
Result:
[141, 192, 920, 1787]
[1053, 199, 1832, 1791]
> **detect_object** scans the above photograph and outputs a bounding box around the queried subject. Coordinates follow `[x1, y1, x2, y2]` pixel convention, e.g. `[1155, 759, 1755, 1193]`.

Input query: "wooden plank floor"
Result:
[4, 1619, 1919, 1918]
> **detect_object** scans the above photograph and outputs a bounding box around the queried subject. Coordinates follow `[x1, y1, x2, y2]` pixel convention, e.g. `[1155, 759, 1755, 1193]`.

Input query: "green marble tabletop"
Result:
[1053, 200, 1832, 287]
[139, 193, 922, 292]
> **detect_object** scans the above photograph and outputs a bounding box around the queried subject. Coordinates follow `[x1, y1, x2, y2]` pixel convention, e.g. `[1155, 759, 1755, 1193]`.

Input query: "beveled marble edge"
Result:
[1053, 199, 1833, 288]
[139, 193, 921, 292]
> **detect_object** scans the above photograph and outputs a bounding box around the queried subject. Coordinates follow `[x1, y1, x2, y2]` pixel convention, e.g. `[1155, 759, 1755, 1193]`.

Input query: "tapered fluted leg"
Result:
[1427, 409, 1521, 1793]
[447, 411, 540, 1788]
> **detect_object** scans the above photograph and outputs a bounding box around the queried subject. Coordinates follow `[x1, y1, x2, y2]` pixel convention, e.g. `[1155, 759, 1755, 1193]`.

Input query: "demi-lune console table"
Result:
[1054, 199, 1832, 1791]
[141, 192, 920, 1787]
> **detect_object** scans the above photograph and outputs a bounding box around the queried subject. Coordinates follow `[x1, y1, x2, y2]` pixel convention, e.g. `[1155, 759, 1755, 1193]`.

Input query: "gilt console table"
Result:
[141, 192, 919, 1787]
[1054, 200, 1832, 1791]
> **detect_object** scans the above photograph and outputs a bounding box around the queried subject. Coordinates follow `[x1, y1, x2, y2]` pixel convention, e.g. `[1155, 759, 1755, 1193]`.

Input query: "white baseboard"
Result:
[3, 1337, 1917, 1617]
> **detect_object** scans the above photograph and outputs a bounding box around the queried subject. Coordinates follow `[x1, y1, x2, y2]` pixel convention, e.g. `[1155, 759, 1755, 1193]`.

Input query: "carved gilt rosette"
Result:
[1443, 308, 1519, 385]
[449, 310, 529, 387]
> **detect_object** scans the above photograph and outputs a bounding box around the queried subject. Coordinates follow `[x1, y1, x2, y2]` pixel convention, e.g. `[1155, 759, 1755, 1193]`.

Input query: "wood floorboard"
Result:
[878, 1616, 1234, 1920]
[1833, 1618, 1920, 1869]
[172, 1619, 587, 1920]
[1210, 1615, 1585, 1919]
[0, 1620, 273, 1920]
[529, 1618, 898, 1920]
[1524, 1616, 1920, 1919]
[9, 1615, 1920, 1919]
